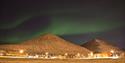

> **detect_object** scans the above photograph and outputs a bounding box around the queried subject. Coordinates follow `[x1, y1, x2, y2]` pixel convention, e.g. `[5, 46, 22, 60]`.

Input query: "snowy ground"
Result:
[0, 58, 124, 63]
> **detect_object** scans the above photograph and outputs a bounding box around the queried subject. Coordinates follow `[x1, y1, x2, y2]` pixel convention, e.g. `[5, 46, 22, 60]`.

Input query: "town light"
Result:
[110, 50, 115, 53]
[19, 49, 24, 54]
[64, 53, 68, 56]
[45, 52, 49, 55]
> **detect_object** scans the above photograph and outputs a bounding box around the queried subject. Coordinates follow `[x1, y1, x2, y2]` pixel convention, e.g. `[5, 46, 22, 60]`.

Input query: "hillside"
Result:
[0, 33, 90, 55]
[82, 38, 123, 53]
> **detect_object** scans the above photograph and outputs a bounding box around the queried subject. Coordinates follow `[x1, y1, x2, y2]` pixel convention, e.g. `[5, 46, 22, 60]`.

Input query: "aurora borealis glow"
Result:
[0, 0, 125, 48]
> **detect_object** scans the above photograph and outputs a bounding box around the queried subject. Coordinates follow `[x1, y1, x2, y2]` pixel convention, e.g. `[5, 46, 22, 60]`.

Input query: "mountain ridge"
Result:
[0, 33, 91, 55]
[82, 37, 123, 53]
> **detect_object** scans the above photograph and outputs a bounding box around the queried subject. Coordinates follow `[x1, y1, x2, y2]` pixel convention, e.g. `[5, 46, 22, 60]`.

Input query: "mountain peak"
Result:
[84, 37, 107, 46]
[40, 33, 60, 40]
[21, 33, 63, 45]
[93, 37, 106, 42]
[0, 33, 91, 55]
[42, 33, 57, 37]
[82, 37, 123, 53]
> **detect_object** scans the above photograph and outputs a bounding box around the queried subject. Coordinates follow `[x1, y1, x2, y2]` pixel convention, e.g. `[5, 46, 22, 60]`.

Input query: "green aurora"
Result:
[0, 0, 125, 44]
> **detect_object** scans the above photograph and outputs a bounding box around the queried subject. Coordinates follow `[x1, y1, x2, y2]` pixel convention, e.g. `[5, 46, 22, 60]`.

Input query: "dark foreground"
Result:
[0, 58, 125, 63]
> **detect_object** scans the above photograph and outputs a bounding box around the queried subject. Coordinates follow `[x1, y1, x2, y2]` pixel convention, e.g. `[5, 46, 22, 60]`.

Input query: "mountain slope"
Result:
[82, 38, 123, 53]
[0, 33, 90, 55]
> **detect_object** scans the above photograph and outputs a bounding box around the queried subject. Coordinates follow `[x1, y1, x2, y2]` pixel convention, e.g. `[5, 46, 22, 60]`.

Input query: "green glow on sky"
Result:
[0, 15, 124, 43]
[0, 15, 32, 29]
[43, 17, 125, 35]
[0, 1, 125, 43]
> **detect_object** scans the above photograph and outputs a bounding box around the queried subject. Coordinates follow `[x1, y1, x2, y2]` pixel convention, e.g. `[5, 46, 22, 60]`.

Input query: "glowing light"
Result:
[45, 52, 49, 55]
[110, 50, 115, 53]
[76, 53, 80, 56]
[35, 54, 39, 58]
[64, 53, 68, 56]
[0, 49, 121, 59]
[19, 50, 24, 54]
[90, 52, 93, 56]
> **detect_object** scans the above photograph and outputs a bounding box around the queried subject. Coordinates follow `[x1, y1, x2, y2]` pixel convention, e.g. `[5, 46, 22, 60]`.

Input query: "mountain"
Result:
[81, 38, 123, 53]
[0, 33, 90, 55]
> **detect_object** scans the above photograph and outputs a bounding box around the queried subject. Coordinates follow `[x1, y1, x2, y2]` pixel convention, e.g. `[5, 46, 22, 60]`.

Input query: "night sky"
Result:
[0, 0, 125, 49]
